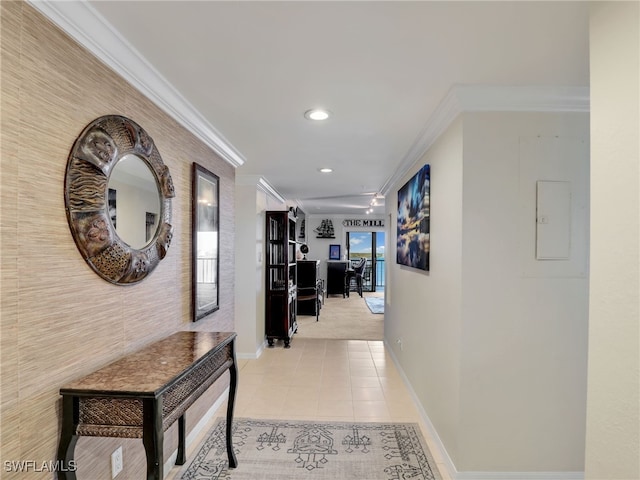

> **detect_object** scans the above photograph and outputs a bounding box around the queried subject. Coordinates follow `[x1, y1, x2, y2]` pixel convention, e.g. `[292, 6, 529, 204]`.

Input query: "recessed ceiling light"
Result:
[319, 168, 333, 173]
[305, 109, 331, 121]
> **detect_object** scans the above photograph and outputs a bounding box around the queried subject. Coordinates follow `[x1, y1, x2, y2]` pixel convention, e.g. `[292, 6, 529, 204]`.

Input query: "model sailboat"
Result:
[314, 219, 335, 238]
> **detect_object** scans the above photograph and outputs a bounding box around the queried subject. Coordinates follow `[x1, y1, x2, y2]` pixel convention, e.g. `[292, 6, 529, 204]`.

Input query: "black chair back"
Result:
[354, 257, 366, 274]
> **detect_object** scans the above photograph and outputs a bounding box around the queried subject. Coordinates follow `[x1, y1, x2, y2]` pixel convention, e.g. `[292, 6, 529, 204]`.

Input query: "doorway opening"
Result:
[346, 231, 385, 293]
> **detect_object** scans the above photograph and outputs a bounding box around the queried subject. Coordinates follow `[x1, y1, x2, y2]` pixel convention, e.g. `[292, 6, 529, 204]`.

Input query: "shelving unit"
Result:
[265, 210, 297, 348]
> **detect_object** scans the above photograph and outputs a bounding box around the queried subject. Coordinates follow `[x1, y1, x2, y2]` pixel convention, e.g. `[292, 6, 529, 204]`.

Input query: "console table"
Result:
[57, 331, 238, 480]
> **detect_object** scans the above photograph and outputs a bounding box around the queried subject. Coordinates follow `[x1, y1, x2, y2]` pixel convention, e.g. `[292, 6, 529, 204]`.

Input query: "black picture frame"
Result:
[192, 163, 220, 321]
[329, 244, 341, 260]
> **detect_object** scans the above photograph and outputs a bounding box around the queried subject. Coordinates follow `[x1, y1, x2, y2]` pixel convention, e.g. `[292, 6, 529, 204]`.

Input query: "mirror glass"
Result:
[192, 163, 220, 321]
[107, 154, 161, 249]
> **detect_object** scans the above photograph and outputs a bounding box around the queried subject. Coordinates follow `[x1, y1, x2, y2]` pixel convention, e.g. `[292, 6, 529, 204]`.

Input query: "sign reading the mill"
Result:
[342, 219, 385, 228]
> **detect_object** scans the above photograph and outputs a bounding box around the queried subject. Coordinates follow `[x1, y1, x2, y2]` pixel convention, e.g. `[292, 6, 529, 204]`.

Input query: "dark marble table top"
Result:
[60, 331, 235, 397]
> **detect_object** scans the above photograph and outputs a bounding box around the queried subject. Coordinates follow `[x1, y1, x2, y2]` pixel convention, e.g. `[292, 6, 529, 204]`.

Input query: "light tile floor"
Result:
[167, 337, 451, 479]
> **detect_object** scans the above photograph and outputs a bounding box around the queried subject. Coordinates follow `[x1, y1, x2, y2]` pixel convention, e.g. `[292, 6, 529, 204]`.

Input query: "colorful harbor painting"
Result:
[396, 164, 430, 271]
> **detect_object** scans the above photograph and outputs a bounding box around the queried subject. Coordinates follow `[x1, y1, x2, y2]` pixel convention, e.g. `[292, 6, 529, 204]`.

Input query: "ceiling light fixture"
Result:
[319, 168, 333, 173]
[304, 109, 331, 121]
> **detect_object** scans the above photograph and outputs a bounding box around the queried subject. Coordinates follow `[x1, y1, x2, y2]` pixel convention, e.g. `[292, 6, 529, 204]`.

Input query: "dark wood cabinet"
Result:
[297, 260, 322, 317]
[327, 261, 348, 297]
[265, 210, 297, 348]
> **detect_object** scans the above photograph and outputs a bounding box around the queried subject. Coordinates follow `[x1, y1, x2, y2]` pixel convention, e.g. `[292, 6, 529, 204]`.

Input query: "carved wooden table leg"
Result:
[142, 398, 164, 480]
[226, 345, 238, 468]
[57, 395, 79, 480]
[176, 414, 186, 465]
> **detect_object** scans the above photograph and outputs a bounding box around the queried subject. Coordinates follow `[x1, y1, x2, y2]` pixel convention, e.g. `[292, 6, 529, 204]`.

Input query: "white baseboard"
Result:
[236, 340, 267, 360]
[236, 352, 259, 360]
[163, 386, 229, 478]
[382, 340, 585, 480]
[456, 473, 584, 480]
[383, 339, 458, 478]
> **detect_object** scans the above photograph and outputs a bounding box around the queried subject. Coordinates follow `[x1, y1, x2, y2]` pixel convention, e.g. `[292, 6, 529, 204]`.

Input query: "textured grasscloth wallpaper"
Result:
[1, 3, 236, 478]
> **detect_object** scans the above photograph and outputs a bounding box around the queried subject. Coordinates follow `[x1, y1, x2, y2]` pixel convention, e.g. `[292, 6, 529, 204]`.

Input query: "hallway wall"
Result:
[234, 178, 286, 357]
[386, 117, 464, 468]
[0, 3, 236, 478]
[585, 2, 640, 478]
[385, 111, 589, 474]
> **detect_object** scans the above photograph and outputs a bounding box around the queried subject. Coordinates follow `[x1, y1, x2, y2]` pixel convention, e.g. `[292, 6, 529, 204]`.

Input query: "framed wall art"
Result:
[397, 164, 430, 271]
[329, 244, 341, 261]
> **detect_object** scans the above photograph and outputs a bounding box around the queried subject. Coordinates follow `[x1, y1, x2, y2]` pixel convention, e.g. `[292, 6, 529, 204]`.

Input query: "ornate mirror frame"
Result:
[65, 115, 175, 285]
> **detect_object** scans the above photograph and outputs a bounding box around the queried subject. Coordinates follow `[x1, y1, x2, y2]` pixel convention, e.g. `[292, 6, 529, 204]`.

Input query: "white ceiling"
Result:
[38, 1, 589, 215]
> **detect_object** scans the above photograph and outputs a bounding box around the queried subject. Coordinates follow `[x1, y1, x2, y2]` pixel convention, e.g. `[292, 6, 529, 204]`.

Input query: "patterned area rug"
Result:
[180, 418, 441, 480]
[365, 296, 385, 314]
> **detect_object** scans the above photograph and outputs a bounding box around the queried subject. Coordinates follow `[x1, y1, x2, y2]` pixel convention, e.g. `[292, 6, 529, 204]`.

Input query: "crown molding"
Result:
[379, 86, 463, 196]
[257, 178, 286, 204]
[27, 0, 245, 168]
[379, 85, 589, 196]
[235, 175, 286, 204]
[454, 85, 590, 113]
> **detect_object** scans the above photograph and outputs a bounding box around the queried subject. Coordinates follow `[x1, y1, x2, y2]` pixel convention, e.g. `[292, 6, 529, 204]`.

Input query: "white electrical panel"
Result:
[536, 180, 571, 260]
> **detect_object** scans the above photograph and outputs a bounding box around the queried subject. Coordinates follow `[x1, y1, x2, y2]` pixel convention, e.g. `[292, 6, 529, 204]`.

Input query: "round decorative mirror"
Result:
[65, 115, 174, 285]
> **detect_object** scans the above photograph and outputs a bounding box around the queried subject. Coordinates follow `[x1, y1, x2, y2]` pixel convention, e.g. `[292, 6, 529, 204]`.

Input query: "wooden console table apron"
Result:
[57, 331, 238, 479]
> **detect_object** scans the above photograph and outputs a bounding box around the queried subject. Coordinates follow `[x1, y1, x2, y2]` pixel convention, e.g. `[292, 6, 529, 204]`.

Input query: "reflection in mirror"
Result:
[296, 208, 306, 243]
[192, 163, 220, 321]
[108, 154, 161, 249]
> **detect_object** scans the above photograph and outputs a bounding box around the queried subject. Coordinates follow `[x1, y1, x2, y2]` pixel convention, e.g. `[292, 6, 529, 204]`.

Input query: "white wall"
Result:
[234, 179, 286, 357]
[459, 112, 589, 472]
[585, 3, 640, 479]
[386, 117, 464, 463]
[234, 183, 260, 356]
[385, 112, 590, 474]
